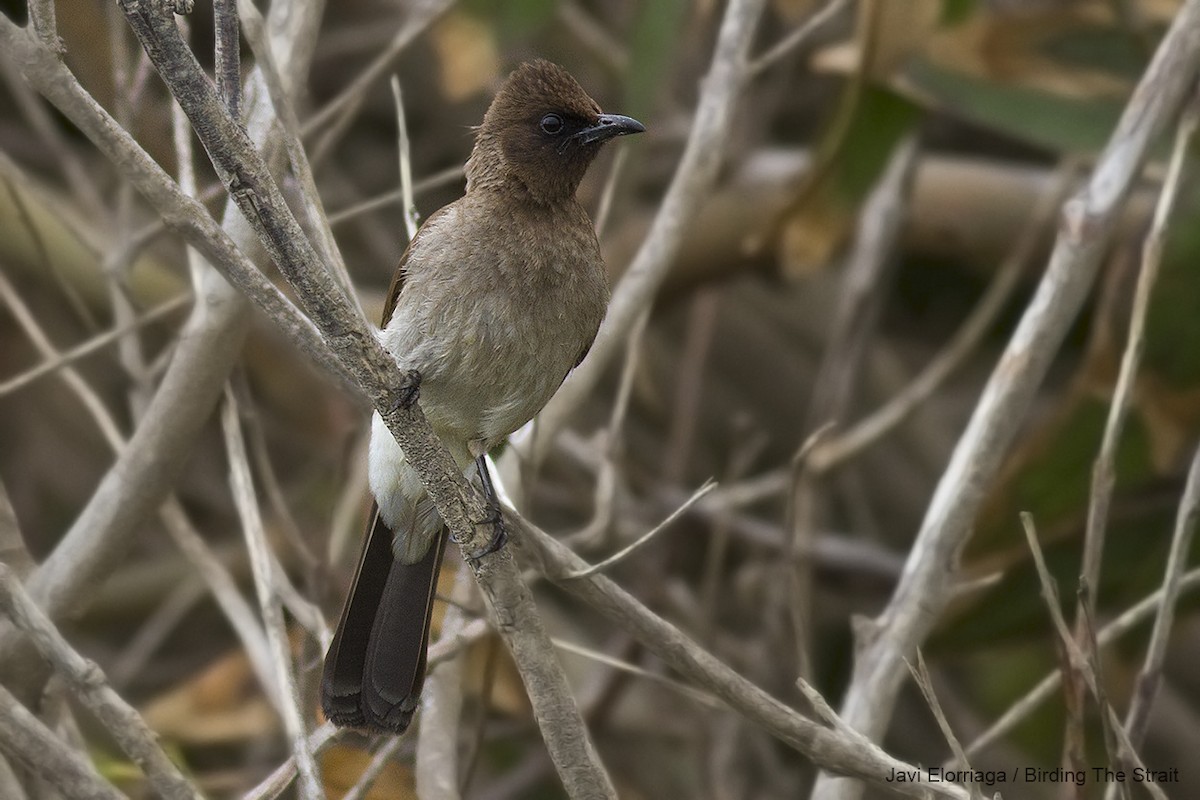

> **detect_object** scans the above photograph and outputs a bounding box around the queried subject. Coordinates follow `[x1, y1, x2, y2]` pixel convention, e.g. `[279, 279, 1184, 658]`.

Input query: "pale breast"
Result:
[379, 195, 608, 449]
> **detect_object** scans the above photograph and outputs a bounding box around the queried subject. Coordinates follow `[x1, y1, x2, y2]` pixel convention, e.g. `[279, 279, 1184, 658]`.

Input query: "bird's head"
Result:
[467, 60, 645, 204]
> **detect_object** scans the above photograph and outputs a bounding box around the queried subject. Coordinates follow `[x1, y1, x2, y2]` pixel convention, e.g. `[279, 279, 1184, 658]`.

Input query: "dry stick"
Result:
[0, 750, 25, 800]
[555, 1, 629, 72]
[812, 6, 1200, 797]
[107, 7, 159, 415]
[0, 5, 334, 705]
[964, 564, 1200, 759]
[236, 0, 356, 303]
[214, 0, 240, 119]
[563, 481, 716, 580]
[27, 0, 60, 51]
[327, 165, 463, 226]
[417, 563, 475, 800]
[117, 5, 615, 796]
[748, 0, 851, 76]
[0, 683, 126, 800]
[792, 133, 918, 680]
[246, 623, 490, 800]
[0, 15, 326, 797]
[1080, 84, 1200, 796]
[109, 577, 206, 689]
[390, 74, 420, 243]
[0, 56, 103, 218]
[2, 233, 284, 709]
[0, 269, 126, 448]
[244, 722, 341, 800]
[0, 293, 188, 396]
[1019, 516, 1165, 800]
[1077, 78, 1200, 684]
[519, 0, 770, 471]
[243, 396, 323, 575]
[1077, 590, 1128, 800]
[343, 736, 408, 800]
[905, 652, 974, 795]
[517, 518, 970, 800]
[0, 564, 201, 800]
[551, 638, 721, 709]
[1123, 445, 1200, 746]
[222, 392, 323, 800]
[0, 480, 34, 581]
[809, 161, 1078, 473]
[169, 49, 285, 707]
[305, 0, 455, 164]
[560, 307, 648, 551]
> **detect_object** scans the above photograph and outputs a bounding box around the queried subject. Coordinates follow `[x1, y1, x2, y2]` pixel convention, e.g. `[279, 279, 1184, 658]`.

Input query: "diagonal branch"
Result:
[812, 6, 1200, 798]
[113, 2, 614, 795]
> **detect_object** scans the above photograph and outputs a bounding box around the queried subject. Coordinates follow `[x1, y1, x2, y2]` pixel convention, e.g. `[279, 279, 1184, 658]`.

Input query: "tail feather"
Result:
[321, 505, 446, 734]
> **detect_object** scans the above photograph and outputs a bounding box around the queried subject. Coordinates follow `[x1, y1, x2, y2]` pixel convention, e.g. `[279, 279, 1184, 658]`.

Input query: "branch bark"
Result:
[110, 2, 614, 795]
[811, 4, 1200, 798]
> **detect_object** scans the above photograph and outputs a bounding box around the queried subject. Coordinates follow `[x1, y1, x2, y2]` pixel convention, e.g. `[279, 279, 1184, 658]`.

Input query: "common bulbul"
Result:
[320, 60, 644, 734]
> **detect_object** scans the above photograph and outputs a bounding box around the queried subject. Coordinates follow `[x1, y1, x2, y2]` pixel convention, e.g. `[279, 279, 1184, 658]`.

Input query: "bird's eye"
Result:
[539, 113, 564, 135]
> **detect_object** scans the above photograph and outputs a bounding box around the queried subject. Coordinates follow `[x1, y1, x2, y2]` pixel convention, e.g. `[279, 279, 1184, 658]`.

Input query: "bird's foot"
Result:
[390, 370, 421, 412]
[466, 512, 508, 562]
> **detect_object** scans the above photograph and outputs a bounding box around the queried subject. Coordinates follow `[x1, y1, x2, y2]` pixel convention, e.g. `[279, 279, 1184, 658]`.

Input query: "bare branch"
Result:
[1124, 445, 1200, 744]
[813, 6, 1200, 796]
[518, 515, 971, 800]
[112, 4, 615, 794]
[1078, 78, 1199, 650]
[221, 391, 322, 799]
[0, 564, 201, 800]
[0, 683, 126, 800]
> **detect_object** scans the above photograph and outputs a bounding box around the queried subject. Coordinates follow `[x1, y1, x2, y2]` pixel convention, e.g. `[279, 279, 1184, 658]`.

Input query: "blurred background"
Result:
[1, 0, 1199, 797]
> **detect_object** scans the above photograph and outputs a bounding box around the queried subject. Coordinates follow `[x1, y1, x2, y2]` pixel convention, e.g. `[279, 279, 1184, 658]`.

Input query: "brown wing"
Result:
[378, 205, 454, 327]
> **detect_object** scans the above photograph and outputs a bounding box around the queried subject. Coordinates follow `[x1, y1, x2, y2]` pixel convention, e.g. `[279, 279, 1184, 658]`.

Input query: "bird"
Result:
[320, 60, 644, 734]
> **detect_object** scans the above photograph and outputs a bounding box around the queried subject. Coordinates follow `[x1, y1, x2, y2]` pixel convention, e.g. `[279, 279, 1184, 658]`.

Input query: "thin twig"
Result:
[1123, 444, 1200, 744]
[305, 0, 454, 163]
[0, 294, 188, 397]
[1077, 77, 1199, 661]
[518, 514, 970, 800]
[809, 161, 1078, 472]
[748, 0, 851, 76]
[1021, 515, 1164, 800]
[814, 8, 1200, 796]
[552, 637, 721, 708]
[0, 564, 201, 800]
[791, 132, 918, 680]
[342, 737, 408, 800]
[561, 307, 648, 550]
[0, 683, 126, 800]
[562, 480, 716, 579]
[222, 391, 323, 800]
[390, 74, 420, 243]
[242, 722, 340, 800]
[904, 652, 979, 799]
[416, 562, 474, 800]
[963, 566, 1200, 758]
[326, 165, 464, 226]
[236, 0, 357, 302]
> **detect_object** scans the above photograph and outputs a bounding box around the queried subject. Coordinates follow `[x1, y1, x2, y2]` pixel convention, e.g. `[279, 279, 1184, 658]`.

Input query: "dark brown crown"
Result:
[466, 61, 630, 204]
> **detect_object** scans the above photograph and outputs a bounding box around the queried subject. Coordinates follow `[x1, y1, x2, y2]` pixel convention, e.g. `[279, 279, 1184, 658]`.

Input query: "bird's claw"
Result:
[390, 370, 421, 412]
[466, 512, 508, 562]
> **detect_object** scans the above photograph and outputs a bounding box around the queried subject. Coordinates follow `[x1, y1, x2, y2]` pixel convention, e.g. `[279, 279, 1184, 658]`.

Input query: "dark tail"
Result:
[321, 505, 447, 734]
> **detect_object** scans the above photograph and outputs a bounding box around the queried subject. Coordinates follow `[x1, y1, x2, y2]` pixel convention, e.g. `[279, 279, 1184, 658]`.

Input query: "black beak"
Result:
[574, 113, 646, 145]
